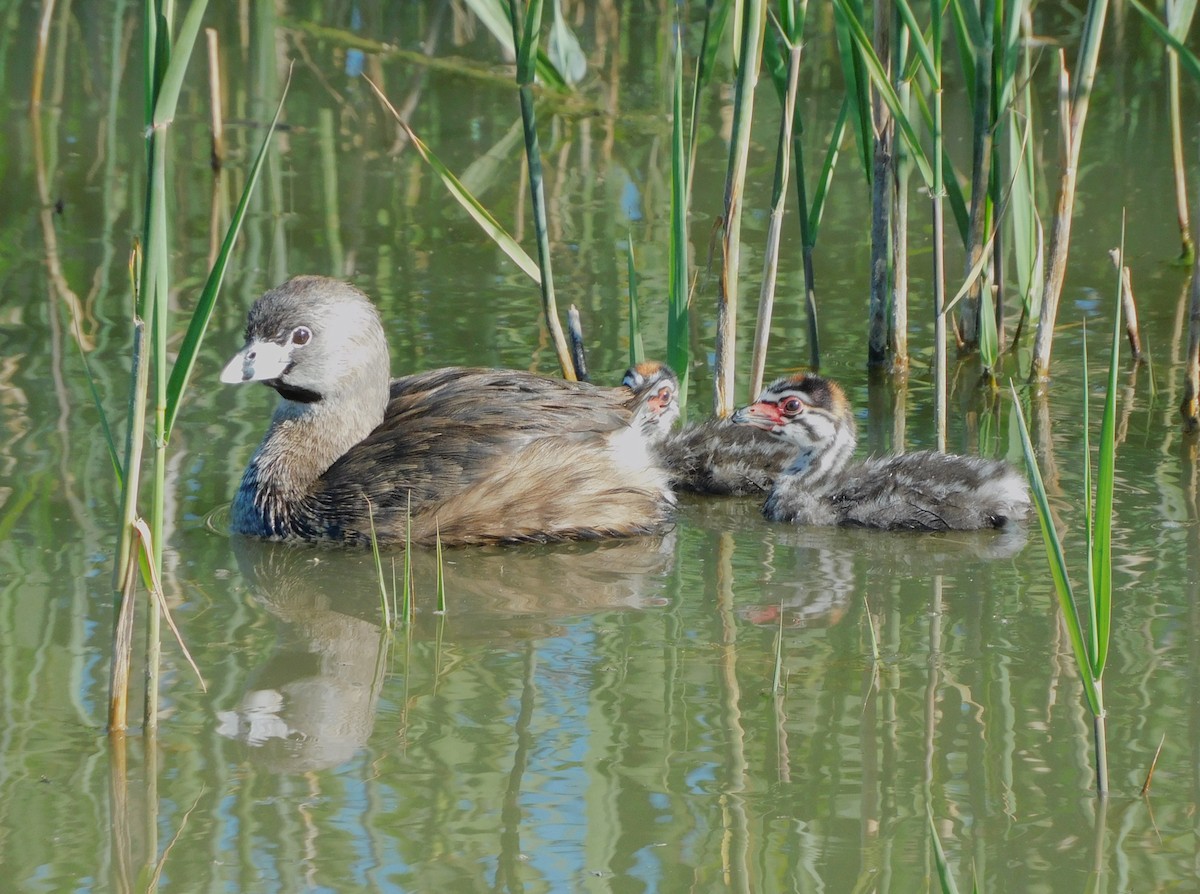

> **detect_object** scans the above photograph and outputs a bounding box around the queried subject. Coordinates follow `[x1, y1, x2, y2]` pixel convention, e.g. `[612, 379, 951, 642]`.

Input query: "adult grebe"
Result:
[221, 276, 675, 546]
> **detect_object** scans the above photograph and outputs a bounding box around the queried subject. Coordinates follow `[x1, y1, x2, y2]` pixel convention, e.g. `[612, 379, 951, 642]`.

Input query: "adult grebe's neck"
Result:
[232, 381, 388, 537]
[222, 276, 392, 537]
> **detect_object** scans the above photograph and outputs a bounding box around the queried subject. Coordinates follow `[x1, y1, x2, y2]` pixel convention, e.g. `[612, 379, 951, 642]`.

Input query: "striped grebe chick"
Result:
[732, 373, 1030, 531]
[622, 361, 794, 496]
[621, 360, 682, 445]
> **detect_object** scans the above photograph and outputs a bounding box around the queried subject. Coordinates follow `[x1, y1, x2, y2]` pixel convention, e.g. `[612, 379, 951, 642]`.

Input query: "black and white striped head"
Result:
[622, 361, 681, 443]
[731, 374, 857, 474]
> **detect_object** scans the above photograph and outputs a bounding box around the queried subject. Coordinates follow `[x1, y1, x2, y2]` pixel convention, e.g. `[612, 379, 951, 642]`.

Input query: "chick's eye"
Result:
[781, 397, 804, 415]
[291, 326, 312, 346]
[657, 388, 672, 404]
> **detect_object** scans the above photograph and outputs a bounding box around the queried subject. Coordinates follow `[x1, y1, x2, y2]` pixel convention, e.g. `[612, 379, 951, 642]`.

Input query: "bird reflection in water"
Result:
[216, 532, 676, 772]
[733, 519, 1027, 629]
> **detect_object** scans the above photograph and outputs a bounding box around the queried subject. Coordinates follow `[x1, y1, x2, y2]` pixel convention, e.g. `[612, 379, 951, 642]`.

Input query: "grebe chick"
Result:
[659, 417, 798, 496]
[732, 373, 1030, 531]
[221, 276, 674, 547]
[621, 360, 681, 444]
[619, 361, 792, 495]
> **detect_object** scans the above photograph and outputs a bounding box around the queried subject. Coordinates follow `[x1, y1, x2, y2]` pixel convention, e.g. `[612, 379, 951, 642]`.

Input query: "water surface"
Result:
[3, 3, 1199, 891]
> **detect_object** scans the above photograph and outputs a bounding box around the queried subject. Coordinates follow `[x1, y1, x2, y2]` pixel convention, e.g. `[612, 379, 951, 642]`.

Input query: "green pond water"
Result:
[3, 2, 1200, 891]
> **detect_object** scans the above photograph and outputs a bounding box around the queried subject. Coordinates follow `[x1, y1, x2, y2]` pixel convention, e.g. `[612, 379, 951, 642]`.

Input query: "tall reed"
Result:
[372, 1, 586, 379]
[1004, 4, 1043, 350]
[1128, 0, 1200, 427]
[866, 0, 893, 371]
[667, 28, 692, 420]
[835, 1, 954, 434]
[1029, 0, 1110, 383]
[930, 0, 948, 449]
[713, 0, 765, 416]
[1165, 0, 1197, 263]
[626, 241, 645, 367]
[508, 0, 576, 380]
[890, 8, 911, 374]
[1012, 239, 1125, 796]
[952, 0, 995, 358]
[108, 2, 288, 731]
[748, 27, 803, 400]
[767, 1, 851, 373]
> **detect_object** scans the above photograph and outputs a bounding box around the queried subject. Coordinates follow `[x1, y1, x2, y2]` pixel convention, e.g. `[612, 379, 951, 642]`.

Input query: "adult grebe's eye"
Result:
[781, 397, 804, 415]
[291, 326, 312, 346]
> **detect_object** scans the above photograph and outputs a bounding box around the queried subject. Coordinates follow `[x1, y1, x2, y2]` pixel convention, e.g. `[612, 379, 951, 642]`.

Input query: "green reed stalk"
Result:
[1029, 0, 1110, 383]
[986, 2, 1012, 366]
[147, 0, 208, 572]
[867, 0, 894, 370]
[460, 0, 571, 90]
[1168, 0, 1196, 264]
[109, 2, 285, 731]
[957, 0, 994, 357]
[928, 812, 964, 894]
[509, 0, 576, 380]
[667, 30, 691, 420]
[1012, 239, 1124, 797]
[627, 240, 645, 367]
[891, 8, 911, 374]
[435, 523, 447, 615]
[1129, 1, 1199, 262]
[713, 0, 764, 416]
[112, 0, 208, 732]
[686, 0, 731, 200]
[834, 1, 875, 182]
[402, 495, 414, 626]
[748, 38, 802, 400]
[931, 1, 947, 450]
[111, 315, 148, 731]
[795, 98, 851, 371]
[1004, 4, 1042, 345]
[979, 0, 1003, 376]
[839, 1, 949, 384]
[368, 500, 391, 626]
[391, 558, 398, 623]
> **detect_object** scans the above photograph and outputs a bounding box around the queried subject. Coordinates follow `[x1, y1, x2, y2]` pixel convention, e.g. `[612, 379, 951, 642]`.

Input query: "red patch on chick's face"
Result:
[741, 401, 786, 427]
[648, 387, 673, 413]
